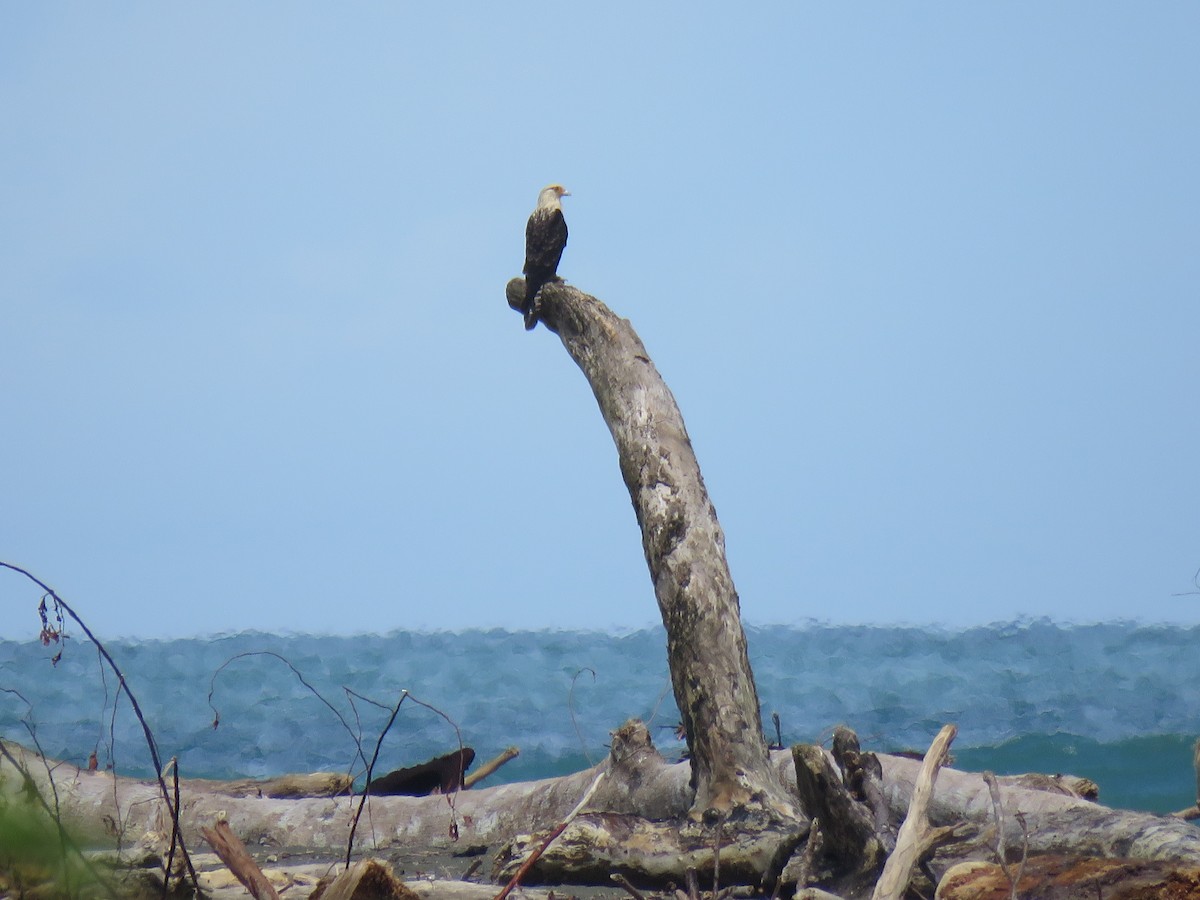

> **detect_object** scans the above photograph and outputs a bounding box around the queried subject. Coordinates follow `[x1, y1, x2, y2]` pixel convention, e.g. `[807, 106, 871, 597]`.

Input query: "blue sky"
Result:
[2, 4, 1197, 638]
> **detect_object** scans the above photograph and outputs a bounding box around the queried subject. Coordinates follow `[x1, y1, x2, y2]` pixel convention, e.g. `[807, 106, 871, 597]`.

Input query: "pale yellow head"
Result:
[536, 184, 570, 211]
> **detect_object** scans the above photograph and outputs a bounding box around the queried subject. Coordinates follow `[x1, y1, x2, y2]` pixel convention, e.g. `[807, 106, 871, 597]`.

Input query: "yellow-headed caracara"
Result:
[522, 184, 570, 330]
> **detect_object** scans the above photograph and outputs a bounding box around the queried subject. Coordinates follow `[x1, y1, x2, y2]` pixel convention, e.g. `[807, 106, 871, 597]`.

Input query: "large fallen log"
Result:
[0, 722, 689, 855]
[7, 727, 1200, 891]
[880, 753, 1200, 870]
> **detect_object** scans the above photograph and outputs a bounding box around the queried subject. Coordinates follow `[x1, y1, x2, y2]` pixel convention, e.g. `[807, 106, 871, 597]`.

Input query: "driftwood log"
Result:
[508, 278, 794, 820]
[205, 772, 353, 799]
[871, 724, 957, 900]
[793, 743, 882, 887]
[6, 278, 1200, 898]
[8, 722, 1200, 894]
[200, 819, 282, 900]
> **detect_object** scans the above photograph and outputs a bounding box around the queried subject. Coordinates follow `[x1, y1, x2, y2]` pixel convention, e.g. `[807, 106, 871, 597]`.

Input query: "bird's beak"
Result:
[562, 189, 571, 197]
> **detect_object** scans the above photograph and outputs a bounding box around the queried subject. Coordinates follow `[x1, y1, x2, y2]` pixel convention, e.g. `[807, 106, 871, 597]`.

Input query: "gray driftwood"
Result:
[8, 730, 1200, 894]
[5, 279, 1200, 898]
[792, 744, 884, 892]
[507, 277, 793, 820]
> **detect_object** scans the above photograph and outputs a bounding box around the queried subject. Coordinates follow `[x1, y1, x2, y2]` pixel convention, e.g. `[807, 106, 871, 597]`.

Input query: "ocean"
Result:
[2, 620, 1198, 816]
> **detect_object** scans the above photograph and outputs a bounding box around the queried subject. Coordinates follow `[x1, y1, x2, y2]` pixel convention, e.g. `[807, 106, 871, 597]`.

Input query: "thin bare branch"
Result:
[569, 667, 597, 767]
[1, 560, 204, 897]
[209, 650, 370, 777]
[493, 770, 606, 900]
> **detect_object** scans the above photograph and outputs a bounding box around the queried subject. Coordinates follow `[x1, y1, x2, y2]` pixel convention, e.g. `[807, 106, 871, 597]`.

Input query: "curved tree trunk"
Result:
[507, 279, 792, 820]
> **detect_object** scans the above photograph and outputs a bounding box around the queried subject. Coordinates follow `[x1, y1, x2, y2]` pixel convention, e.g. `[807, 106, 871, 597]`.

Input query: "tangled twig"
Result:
[569, 667, 597, 767]
[494, 770, 605, 900]
[209, 650, 372, 779]
[1, 561, 204, 897]
[344, 689, 466, 865]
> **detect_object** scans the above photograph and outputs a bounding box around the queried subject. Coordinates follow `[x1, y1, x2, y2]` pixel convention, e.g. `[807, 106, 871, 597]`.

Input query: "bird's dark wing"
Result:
[524, 208, 568, 276]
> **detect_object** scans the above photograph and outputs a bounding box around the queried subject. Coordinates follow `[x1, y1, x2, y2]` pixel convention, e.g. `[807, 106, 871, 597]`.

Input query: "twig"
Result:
[201, 819, 282, 900]
[0, 739, 120, 899]
[462, 859, 483, 881]
[209, 651, 371, 777]
[1, 561, 204, 898]
[343, 689, 467, 861]
[1010, 812, 1029, 900]
[983, 771, 1029, 900]
[611, 872, 647, 900]
[569, 667, 597, 767]
[712, 808, 730, 896]
[792, 818, 822, 893]
[162, 758, 182, 891]
[463, 746, 520, 788]
[1170, 566, 1200, 596]
[870, 724, 956, 900]
[346, 690, 408, 866]
[685, 866, 700, 900]
[2, 689, 72, 876]
[646, 678, 674, 733]
[983, 772, 1008, 868]
[494, 770, 605, 900]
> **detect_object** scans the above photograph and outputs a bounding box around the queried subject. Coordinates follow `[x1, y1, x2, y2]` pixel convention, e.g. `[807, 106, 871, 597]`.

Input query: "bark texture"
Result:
[9, 737, 1200, 893]
[871, 724, 956, 900]
[200, 819, 282, 900]
[936, 857, 1200, 900]
[791, 744, 884, 890]
[880, 754, 1200, 867]
[506, 278, 788, 818]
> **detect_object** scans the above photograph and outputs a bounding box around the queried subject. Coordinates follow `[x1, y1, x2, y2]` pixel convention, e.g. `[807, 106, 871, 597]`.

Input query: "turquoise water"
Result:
[1, 620, 1198, 814]
[954, 733, 1197, 814]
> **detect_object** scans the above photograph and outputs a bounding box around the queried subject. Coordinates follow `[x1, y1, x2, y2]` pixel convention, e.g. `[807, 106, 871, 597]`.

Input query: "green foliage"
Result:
[0, 796, 90, 897]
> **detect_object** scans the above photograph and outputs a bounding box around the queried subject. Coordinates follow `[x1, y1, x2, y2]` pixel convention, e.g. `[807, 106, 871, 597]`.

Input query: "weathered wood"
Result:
[0, 736, 605, 853]
[463, 747, 518, 789]
[365, 749, 475, 796]
[0, 723, 695, 855]
[831, 726, 893, 850]
[506, 277, 792, 820]
[995, 772, 1097, 800]
[880, 753, 1200, 865]
[493, 812, 798, 888]
[936, 856, 1200, 900]
[794, 890, 847, 900]
[105, 851, 554, 900]
[314, 859, 420, 900]
[213, 772, 353, 799]
[494, 770, 605, 900]
[200, 819, 281, 900]
[10, 734, 1200, 882]
[781, 819, 824, 889]
[792, 743, 883, 889]
[871, 724, 956, 900]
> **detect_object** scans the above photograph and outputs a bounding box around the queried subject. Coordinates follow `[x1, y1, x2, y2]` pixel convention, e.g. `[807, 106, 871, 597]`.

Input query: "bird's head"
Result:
[538, 184, 570, 208]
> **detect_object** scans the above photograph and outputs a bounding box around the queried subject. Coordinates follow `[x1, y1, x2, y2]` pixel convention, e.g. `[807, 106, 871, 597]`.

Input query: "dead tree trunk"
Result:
[507, 279, 792, 820]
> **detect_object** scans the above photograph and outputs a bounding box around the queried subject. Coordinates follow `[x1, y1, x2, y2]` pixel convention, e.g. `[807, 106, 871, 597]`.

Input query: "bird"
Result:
[522, 183, 569, 330]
